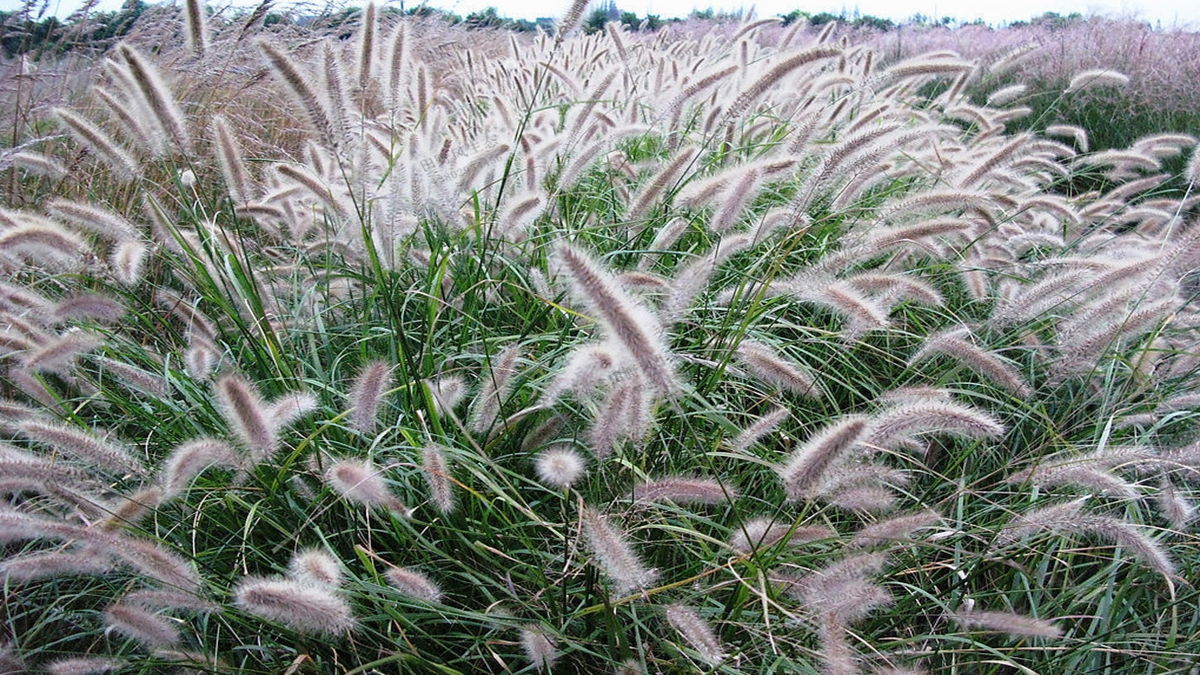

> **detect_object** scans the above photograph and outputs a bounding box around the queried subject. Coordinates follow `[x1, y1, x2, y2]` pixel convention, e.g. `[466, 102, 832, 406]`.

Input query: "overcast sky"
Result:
[6, 0, 1199, 29]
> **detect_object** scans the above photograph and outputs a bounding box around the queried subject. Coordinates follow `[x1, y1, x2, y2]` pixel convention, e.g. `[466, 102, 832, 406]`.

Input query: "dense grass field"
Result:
[2, 2, 1200, 673]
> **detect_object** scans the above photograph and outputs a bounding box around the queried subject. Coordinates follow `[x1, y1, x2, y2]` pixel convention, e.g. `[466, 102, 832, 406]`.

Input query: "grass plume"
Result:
[555, 243, 678, 396]
[579, 506, 658, 596]
[234, 576, 356, 635]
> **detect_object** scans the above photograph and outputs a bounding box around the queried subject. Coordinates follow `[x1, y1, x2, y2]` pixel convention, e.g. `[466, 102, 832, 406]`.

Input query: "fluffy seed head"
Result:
[18, 419, 145, 476]
[258, 39, 338, 147]
[557, 0, 589, 37]
[112, 240, 148, 285]
[0, 507, 90, 544]
[265, 392, 318, 432]
[849, 511, 943, 548]
[952, 609, 1063, 639]
[1001, 499, 1175, 576]
[664, 604, 726, 666]
[520, 625, 558, 671]
[579, 507, 658, 596]
[728, 406, 790, 453]
[356, 1, 377, 89]
[784, 553, 892, 625]
[183, 0, 209, 55]
[212, 115, 254, 205]
[46, 198, 139, 241]
[117, 44, 191, 150]
[22, 330, 104, 375]
[999, 499, 1088, 543]
[910, 329, 1030, 396]
[1156, 479, 1195, 528]
[52, 107, 140, 180]
[468, 344, 521, 434]
[986, 83, 1028, 107]
[45, 657, 124, 675]
[289, 549, 343, 587]
[0, 221, 85, 268]
[426, 375, 467, 418]
[102, 486, 163, 527]
[778, 417, 869, 500]
[535, 445, 586, 489]
[97, 357, 170, 397]
[234, 576, 355, 635]
[385, 567, 443, 603]
[349, 360, 392, 435]
[94, 533, 202, 591]
[421, 444, 455, 515]
[615, 659, 646, 675]
[542, 343, 619, 403]
[869, 401, 1004, 448]
[726, 46, 842, 122]
[185, 340, 218, 380]
[104, 603, 179, 648]
[216, 374, 275, 460]
[632, 477, 733, 505]
[326, 459, 407, 515]
[555, 243, 678, 396]
[588, 379, 652, 458]
[728, 517, 834, 553]
[51, 293, 122, 323]
[1065, 69, 1130, 93]
[1, 549, 114, 583]
[736, 340, 820, 397]
[121, 588, 218, 613]
[6, 150, 65, 178]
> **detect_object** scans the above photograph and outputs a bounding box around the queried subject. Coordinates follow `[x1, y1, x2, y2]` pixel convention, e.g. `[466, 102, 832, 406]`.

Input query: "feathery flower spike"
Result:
[234, 576, 355, 635]
[664, 604, 725, 666]
[579, 506, 658, 595]
[555, 243, 678, 396]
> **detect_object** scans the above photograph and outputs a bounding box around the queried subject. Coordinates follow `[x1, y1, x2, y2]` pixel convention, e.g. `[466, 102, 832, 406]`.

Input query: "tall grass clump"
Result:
[1, 4, 1198, 674]
[860, 17, 1200, 196]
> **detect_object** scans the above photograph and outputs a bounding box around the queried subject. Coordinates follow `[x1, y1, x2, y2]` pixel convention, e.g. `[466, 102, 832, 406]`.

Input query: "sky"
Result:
[5, 0, 1199, 29]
